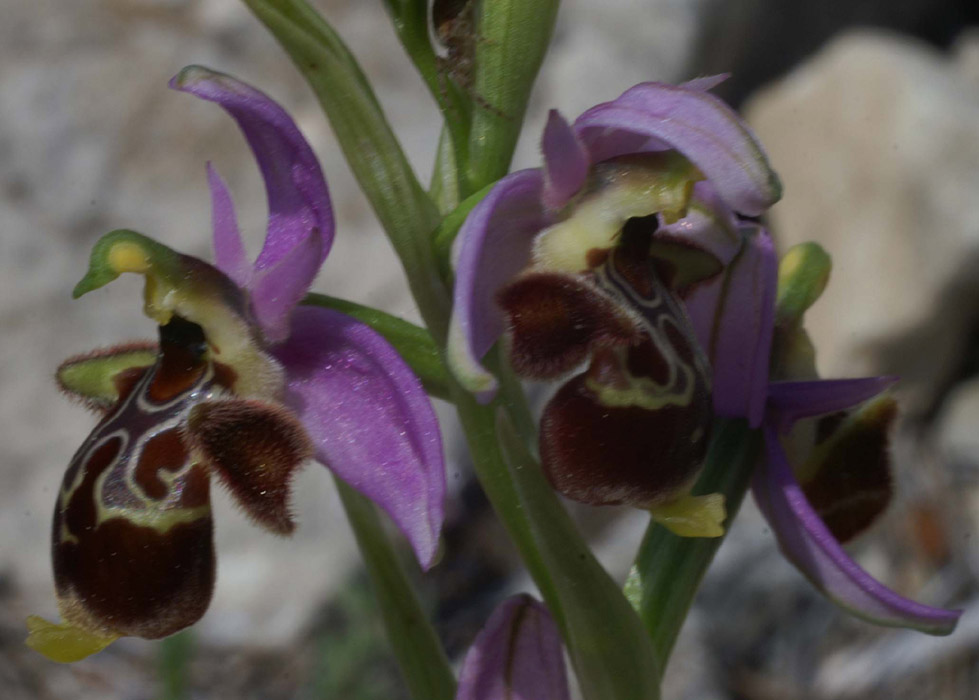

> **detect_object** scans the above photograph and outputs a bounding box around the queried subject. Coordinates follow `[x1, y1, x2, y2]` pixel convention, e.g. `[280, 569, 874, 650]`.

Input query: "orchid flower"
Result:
[687, 232, 961, 635]
[447, 77, 781, 536]
[456, 595, 570, 700]
[26, 66, 445, 662]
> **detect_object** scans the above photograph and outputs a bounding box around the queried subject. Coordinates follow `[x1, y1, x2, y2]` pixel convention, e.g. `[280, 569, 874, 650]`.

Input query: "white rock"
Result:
[746, 31, 979, 402]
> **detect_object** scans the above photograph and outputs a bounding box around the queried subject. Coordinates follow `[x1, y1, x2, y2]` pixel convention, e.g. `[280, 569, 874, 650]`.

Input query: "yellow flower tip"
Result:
[25, 615, 118, 663]
[648, 492, 726, 538]
[107, 241, 152, 275]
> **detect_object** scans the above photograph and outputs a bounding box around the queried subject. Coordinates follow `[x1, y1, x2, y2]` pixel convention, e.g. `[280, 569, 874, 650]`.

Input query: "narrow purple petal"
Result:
[274, 306, 445, 569]
[171, 66, 334, 332]
[541, 110, 590, 211]
[207, 163, 251, 288]
[753, 425, 961, 635]
[656, 181, 741, 270]
[249, 231, 324, 342]
[456, 595, 570, 700]
[768, 376, 900, 434]
[684, 225, 776, 427]
[574, 81, 781, 216]
[680, 74, 729, 92]
[448, 169, 549, 402]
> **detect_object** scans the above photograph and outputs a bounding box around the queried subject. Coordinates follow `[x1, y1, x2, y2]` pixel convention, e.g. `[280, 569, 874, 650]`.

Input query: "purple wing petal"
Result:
[684, 225, 776, 427]
[681, 74, 729, 92]
[541, 110, 590, 211]
[171, 66, 334, 335]
[274, 306, 445, 569]
[249, 230, 324, 342]
[456, 595, 570, 700]
[753, 424, 961, 635]
[574, 81, 781, 216]
[768, 376, 900, 434]
[448, 169, 549, 402]
[656, 181, 742, 270]
[207, 163, 251, 288]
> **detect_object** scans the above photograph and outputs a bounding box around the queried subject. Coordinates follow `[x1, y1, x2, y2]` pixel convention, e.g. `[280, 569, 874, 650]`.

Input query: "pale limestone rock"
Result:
[746, 31, 979, 404]
[937, 377, 979, 466]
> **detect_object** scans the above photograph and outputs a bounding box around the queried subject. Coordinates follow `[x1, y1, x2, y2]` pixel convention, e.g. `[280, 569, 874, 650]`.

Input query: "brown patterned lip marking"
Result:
[147, 318, 208, 404]
[134, 429, 189, 500]
[498, 271, 641, 381]
[62, 436, 124, 538]
[51, 312, 221, 641]
[540, 373, 710, 507]
[533, 210, 714, 508]
[54, 517, 215, 639]
[801, 398, 897, 544]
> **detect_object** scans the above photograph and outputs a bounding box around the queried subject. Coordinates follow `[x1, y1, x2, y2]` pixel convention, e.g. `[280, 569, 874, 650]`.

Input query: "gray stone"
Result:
[746, 31, 979, 409]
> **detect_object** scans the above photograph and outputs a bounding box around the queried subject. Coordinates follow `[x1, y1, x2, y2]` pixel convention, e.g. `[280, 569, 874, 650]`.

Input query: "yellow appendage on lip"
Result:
[25, 615, 118, 663]
[648, 493, 726, 538]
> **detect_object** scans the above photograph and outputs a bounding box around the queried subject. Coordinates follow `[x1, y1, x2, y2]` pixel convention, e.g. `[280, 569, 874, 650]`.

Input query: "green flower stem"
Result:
[442, 351, 660, 700]
[380, 0, 471, 180]
[157, 630, 194, 700]
[302, 293, 451, 401]
[626, 418, 763, 668]
[467, 0, 561, 192]
[242, 0, 451, 340]
[430, 127, 462, 215]
[335, 477, 456, 700]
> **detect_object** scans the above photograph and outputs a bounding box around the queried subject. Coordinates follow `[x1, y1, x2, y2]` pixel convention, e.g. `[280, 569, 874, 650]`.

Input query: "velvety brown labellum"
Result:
[53, 318, 220, 639]
[498, 271, 641, 380]
[538, 216, 712, 507]
[185, 398, 312, 535]
[800, 397, 897, 543]
[540, 372, 709, 506]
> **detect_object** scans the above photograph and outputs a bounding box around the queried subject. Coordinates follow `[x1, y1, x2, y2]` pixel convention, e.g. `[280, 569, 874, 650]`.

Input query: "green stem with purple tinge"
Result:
[626, 419, 763, 668]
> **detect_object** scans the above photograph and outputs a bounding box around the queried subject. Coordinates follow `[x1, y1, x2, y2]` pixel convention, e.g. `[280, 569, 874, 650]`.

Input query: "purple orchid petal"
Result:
[249, 230, 324, 342]
[274, 306, 445, 569]
[171, 66, 334, 337]
[448, 169, 550, 402]
[768, 376, 900, 434]
[685, 225, 776, 427]
[541, 110, 590, 211]
[753, 425, 961, 635]
[207, 163, 251, 288]
[680, 74, 729, 92]
[574, 81, 780, 216]
[456, 595, 570, 700]
[656, 181, 741, 270]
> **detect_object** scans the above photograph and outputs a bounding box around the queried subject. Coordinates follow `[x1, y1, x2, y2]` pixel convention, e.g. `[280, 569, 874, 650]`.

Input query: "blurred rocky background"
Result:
[2, 0, 979, 698]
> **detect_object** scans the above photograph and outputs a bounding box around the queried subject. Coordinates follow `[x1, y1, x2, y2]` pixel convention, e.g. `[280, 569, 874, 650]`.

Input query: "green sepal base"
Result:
[57, 343, 157, 410]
